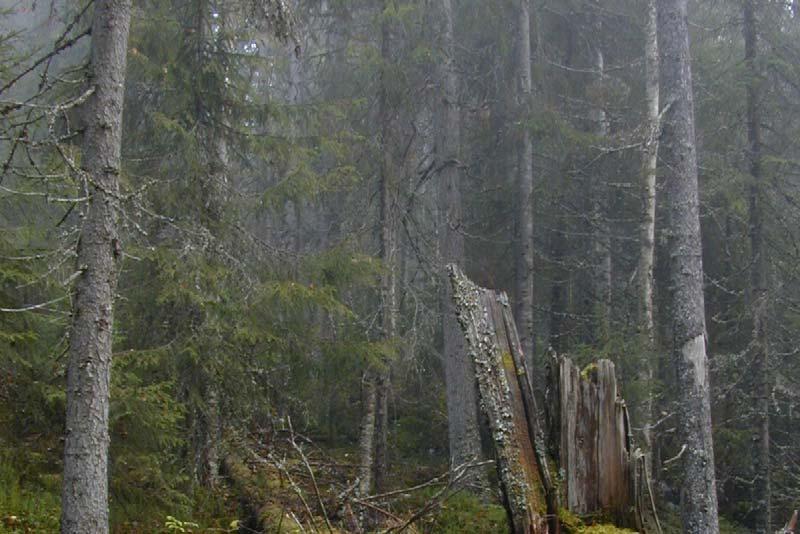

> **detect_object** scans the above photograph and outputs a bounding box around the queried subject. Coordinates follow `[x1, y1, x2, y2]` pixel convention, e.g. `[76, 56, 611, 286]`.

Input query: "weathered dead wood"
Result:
[551, 355, 638, 526]
[449, 265, 548, 534]
[449, 266, 660, 532]
[499, 293, 561, 533]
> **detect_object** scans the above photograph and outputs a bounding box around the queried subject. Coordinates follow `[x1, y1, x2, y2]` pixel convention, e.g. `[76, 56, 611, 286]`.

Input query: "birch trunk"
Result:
[61, 1, 132, 532]
[437, 0, 487, 492]
[743, 2, 771, 531]
[514, 0, 535, 365]
[656, 0, 719, 531]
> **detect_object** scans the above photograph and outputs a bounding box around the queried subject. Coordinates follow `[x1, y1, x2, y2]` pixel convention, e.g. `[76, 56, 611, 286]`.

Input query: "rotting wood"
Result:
[549, 354, 659, 529]
[449, 264, 549, 534]
[449, 265, 658, 532]
[499, 293, 561, 533]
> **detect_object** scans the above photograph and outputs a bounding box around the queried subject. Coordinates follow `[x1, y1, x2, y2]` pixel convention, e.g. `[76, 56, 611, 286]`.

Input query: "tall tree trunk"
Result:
[437, 0, 488, 493]
[656, 0, 719, 532]
[193, 0, 230, 488]
[360, 2, 396, 494]
[743, 2, 771, 531]
[374, 4, 397, 492]
[638, 0, 659, 479]
[358, 376, 377, 496]
[60, 1, 132, 532]
[515, 0, 535, 365]
[590, 25, 612, 344]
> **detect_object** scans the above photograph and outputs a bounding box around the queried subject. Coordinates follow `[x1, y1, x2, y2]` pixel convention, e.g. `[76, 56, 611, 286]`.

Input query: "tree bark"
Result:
[590, 26, 612, 344]
[60, 1, 132, 532]
[360, 1, 396, 494]
[514, 0, 535, 366]
[640, 0, 659, 350]
[192, 0, 231, 488]
[449, 265, 548, 534]
[656, 0, 719, 531]
[638, 0, 660, 481]
[437, 0, 488, 493]
[358, 374, 377, 496]
[743, 2, 771, 531]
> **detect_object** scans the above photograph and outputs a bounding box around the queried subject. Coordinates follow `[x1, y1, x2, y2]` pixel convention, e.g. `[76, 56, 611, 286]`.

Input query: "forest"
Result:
[1, 0, 799, 533]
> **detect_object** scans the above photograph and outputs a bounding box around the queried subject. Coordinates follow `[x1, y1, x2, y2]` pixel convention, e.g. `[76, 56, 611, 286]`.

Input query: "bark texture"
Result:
[449, 265, 548, 534]
[743, 2, 771, 531]
[550, 357, 633, 526]
[640, 0, 659, 348]
[656, 0, 719, 531]
[437, 0, 488, 493]
[61, 1, 132, 532]
[514, 0, 535, 365]
[638, 0, 660, 479]
[590, 30, 612, 343]
[358, 375, 377, 496]
[359, 1, 397, 493]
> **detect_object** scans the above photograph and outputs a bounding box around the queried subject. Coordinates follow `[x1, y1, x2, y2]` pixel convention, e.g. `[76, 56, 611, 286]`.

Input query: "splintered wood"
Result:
[449, 265, 656, 533]
[549, 356, 634, 525]
[448, 265, 549, 534]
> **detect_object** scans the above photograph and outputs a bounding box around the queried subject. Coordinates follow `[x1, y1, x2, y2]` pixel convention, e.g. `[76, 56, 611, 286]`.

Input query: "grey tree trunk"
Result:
[590, 31, 612, 344]
[638, 0, 659, 479]
[514, 0, 535, 364]
[193, 0, 231, 488]
[437, 0, 488, 493]
[656, 0, 719, 531]
[743, 2, 771, 531]
[358, 375, 377, 496]
[640, 0, 659, 349]
[60, 1, 132, 532]
[359, 2, 396, 493]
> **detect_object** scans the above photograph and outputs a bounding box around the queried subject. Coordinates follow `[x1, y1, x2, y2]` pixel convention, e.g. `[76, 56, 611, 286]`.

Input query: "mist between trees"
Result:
[0, 0, 799, 533]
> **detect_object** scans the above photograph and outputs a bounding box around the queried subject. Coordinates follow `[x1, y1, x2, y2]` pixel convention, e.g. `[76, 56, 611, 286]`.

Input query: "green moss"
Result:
[580, 526, 638, 534]
[581, 363, 599, 381]
[430, 493, 508, 533]
[557, 507, 638, 534]
[558, 508, 583, 533]
[396, 490, 507, 533]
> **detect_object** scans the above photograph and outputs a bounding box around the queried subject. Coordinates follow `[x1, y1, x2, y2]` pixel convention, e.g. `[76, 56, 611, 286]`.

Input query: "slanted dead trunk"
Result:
[449, 265, 549, 534]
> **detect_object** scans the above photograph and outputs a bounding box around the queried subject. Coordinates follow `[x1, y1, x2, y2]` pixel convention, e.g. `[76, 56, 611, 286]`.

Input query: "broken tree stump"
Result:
[449, 265, 549, 534]
[549, 356, 634, 525]
[449, 265, 658, 533]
